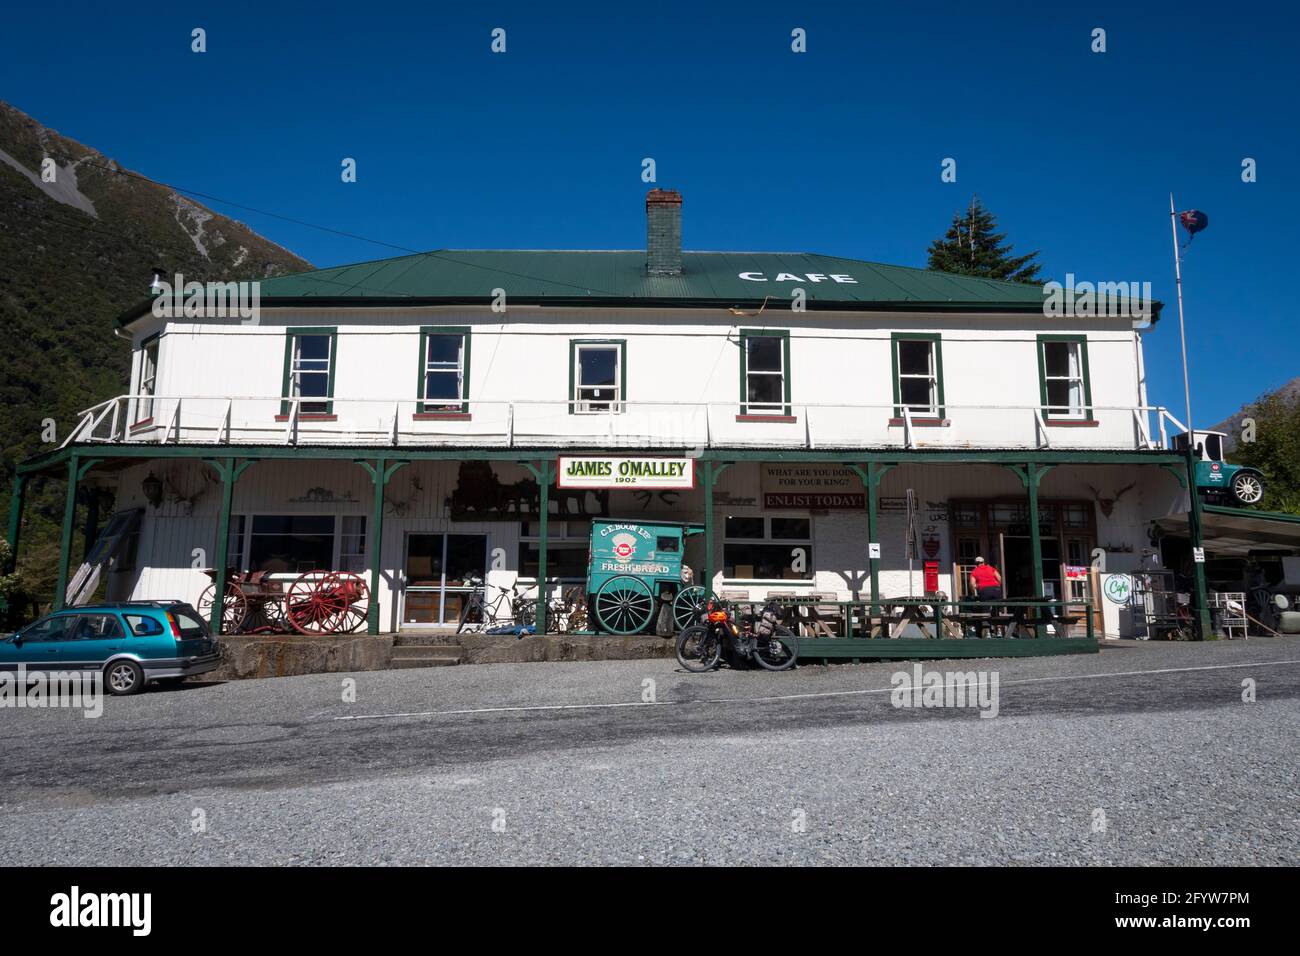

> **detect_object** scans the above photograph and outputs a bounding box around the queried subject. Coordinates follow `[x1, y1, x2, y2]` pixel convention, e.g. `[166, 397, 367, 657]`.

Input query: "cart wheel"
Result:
[285, 571, 371, 635]
[244, 596, 289, 634]
[594, 575, 655, 634]
[197, 581, 247, 634]
[672, 586, 717, 632]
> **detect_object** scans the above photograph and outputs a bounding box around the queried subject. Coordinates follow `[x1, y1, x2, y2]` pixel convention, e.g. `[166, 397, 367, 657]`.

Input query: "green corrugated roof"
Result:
[119, 250, 1161, 323]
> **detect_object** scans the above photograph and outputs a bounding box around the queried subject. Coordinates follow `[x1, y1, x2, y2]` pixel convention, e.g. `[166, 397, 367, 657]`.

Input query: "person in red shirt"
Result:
[968, 556, 1003, 610]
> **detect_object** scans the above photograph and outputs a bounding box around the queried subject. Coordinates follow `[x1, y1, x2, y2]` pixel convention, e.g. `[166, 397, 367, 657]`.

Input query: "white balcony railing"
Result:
[61, 395, 1188, 453]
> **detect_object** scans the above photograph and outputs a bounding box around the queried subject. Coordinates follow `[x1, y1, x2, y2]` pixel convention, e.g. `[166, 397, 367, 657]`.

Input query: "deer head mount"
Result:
[1086, 482, 1137, 518]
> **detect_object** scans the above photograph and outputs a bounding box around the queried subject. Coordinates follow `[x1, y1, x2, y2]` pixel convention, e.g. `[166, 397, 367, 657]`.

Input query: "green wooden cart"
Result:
[586, 519, 712, 634]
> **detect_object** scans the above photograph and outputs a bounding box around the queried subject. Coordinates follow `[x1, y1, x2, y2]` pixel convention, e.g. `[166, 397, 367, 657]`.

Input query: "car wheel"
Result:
[104, 660, 145, 696]
[1230, 472, 1264, 506]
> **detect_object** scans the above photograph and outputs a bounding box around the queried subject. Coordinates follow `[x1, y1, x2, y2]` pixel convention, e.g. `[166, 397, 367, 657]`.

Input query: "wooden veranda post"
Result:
[701, 461, 731, 601]
[52, 455, 81, 611]
[360, 458, 408, 636]
[1005, 462, 1053, 636]
[1184, 445, 1212, 639]
[536, 461, 551, 635]
[849, 461, 894, 623]
[521, 460, 555, 634]
[205, 457, 252, 636]
[5, 474, 26, 574]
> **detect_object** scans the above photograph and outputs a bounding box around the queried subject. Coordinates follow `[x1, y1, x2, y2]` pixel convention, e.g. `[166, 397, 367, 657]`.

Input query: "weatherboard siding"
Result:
[100, 456, 1173, 636]
[127, 307, 1147, 451]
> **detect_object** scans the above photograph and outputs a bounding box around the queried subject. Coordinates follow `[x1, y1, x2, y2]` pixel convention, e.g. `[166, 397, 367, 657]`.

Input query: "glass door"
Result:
[402, 533, 488, 626]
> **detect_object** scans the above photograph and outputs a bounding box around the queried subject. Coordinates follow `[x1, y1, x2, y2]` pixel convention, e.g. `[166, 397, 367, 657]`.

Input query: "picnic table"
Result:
[740, 596, 1088, 640]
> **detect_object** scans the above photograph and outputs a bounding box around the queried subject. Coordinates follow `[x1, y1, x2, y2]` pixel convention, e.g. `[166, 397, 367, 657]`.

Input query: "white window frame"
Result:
[228, 514, 366, 573]
[572, 342, 623, 414]
[518, 520, 588, 584]
[135, 336, 159, 423]
[1041, 339, 1087, 420]
[287, 331, 334, 413]
[895, 338, 938, 416]
[721, 514, 815, 584]
[420, 329, 468, 412]
[743, 335, 787, 414]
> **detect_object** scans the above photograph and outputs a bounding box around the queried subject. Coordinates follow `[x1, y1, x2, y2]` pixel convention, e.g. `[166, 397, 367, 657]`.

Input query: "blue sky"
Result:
[3, 0, 1296, 426]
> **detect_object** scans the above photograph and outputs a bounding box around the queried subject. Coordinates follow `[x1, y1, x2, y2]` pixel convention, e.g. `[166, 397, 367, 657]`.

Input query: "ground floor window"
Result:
[518, 520, 589, 578]
[225, 514, 366, 573]
[723, 515, 812, 580]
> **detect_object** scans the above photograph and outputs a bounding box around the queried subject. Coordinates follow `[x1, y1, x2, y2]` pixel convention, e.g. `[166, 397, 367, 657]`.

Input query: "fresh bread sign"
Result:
[557, 456, 695, 489]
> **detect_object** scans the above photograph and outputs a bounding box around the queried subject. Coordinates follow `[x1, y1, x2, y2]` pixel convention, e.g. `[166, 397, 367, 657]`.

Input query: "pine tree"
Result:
[927, 197, 1042, 283]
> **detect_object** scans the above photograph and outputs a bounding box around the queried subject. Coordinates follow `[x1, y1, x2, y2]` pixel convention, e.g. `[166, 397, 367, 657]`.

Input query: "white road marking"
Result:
[332, 658, 1300, 722]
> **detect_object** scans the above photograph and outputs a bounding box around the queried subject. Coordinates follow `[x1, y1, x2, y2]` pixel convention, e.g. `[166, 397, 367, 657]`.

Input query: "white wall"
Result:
[122, 306, 1151, 450]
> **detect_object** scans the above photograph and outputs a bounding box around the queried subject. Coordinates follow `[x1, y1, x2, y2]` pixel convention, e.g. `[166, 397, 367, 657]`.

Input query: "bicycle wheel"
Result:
[676, 625, 721, 672]
[672, 586, 717, 632]
[514, 598, 536, 628]
[751, 626, 799, 671]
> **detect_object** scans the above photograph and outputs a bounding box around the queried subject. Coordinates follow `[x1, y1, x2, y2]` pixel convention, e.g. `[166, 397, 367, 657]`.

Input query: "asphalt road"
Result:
[2, 638, 1298, 865]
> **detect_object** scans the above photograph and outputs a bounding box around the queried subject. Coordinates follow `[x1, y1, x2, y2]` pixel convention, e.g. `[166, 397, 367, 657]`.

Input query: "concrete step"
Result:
[390, 655, 460, 668]
[387, 647, 465, 671]
[395, 632, 463, 647]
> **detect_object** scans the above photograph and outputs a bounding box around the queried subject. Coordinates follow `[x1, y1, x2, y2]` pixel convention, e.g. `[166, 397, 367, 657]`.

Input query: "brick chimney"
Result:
[645, 188, 682, 276]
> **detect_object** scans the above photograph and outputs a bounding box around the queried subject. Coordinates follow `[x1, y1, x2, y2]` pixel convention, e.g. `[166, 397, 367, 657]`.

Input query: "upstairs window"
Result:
[1038, 335, 1092, 421]
[282, 328, 337, 415]
[419, 328, 470, 413]
[739, 330, 791, 416]
[135, 334, 159, 423]
[570, 340, 625, 413]
[892, 333, 944, 418]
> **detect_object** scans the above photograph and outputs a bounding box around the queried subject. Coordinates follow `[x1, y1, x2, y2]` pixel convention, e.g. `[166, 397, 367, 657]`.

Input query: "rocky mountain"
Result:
[0, 98, 310, 610]
[1208, 377, 1300, 452]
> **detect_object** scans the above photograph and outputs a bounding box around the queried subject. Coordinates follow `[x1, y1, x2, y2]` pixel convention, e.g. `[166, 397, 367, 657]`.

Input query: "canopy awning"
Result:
[1158, 505, 1300, 555]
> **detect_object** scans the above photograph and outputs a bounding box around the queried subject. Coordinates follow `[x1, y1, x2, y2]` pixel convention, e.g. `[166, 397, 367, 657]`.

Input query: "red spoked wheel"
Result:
[197, 580, 248, 634]
[284, 571, 371, 635]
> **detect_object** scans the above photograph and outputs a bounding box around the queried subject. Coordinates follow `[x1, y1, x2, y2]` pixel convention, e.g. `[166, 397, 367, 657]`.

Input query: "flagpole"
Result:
[1169, 193, 1194, 436]
[1170, 194, 1212, 645]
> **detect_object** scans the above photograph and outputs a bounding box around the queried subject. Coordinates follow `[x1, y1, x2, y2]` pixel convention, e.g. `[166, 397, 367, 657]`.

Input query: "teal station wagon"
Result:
[0, 602, 222, 695]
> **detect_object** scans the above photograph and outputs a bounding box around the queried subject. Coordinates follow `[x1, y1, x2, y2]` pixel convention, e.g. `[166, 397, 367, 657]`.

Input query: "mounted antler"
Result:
[1087, 481, 1138, 518]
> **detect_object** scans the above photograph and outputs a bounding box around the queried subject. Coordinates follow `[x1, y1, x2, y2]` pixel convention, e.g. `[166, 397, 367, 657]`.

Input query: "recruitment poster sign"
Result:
[557, 456, 695, 489]
[761, 463, 865, 510]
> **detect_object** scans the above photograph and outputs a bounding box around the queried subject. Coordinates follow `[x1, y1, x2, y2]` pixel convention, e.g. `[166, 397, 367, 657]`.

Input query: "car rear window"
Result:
[170, 606, 210, 638]
[124, 614, 164, 637]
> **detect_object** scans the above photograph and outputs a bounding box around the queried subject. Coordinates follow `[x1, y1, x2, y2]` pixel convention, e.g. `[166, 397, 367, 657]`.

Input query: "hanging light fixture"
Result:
[141, 472, 164, 508]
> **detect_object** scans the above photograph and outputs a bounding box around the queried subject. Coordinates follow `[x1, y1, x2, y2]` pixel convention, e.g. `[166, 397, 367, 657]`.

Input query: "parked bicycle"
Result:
[457, 576, 535, 633]
[676, 599, 799, 672]
[541, 586, 589, 635]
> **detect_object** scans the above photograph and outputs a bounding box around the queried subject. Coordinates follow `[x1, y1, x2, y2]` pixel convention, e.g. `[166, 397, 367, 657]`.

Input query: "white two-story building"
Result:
[11, 189, 1211, 655]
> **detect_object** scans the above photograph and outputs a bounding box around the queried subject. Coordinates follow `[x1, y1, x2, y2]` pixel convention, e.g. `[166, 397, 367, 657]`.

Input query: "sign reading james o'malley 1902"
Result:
[557, 456, 695, 489]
